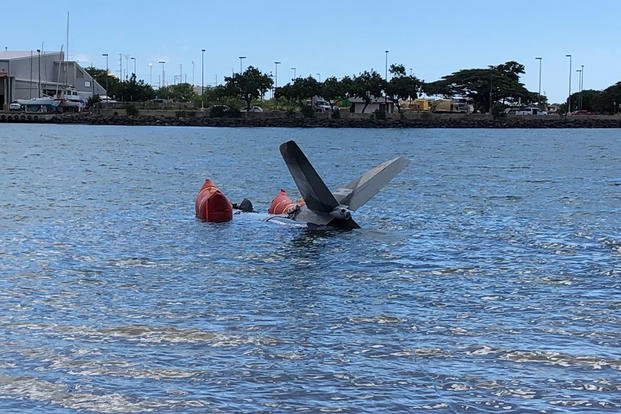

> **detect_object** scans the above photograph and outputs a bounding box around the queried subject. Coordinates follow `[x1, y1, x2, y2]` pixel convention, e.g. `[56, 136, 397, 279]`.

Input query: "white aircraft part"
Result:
[333, 156, 410, 211]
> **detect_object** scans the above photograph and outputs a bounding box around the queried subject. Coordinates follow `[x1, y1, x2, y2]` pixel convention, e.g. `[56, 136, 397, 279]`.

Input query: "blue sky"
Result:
[4, 0, 620, 103]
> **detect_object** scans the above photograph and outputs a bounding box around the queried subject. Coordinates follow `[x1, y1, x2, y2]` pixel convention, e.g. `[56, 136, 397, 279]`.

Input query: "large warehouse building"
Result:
[0, 50, 106, 110]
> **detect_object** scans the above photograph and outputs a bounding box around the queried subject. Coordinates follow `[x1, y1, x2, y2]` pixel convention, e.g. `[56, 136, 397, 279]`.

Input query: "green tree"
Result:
[85, 66, 120, 98]
[320, 76, 346, 112]
[275, 76, 322, 112]
[348, 70, 386, 113]
[593, 82, 621, 114]
[385, 64, 422, 115]
[567, 89, 600, 113]
[118, 74, 156, 102]
[224, 66, 273, 111]
[157, 82, 196, 102]
[424, 61, 537, 113]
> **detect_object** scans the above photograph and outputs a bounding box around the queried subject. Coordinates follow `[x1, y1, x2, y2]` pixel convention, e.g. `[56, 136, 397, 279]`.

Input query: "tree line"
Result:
[86, 62, 621, 115]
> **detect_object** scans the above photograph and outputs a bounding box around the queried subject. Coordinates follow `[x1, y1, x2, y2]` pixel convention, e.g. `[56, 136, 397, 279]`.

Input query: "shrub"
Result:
[125, 104, 139, 116]
[373, 109, 386, 120]
[301, 105, 315, 118]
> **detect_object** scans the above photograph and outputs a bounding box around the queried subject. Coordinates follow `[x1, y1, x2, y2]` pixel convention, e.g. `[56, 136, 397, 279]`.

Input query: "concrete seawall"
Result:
[2, 111, 621, 128]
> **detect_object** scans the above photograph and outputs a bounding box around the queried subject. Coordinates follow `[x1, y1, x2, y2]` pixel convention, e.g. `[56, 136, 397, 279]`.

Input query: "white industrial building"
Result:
[0, 50, 106, 110]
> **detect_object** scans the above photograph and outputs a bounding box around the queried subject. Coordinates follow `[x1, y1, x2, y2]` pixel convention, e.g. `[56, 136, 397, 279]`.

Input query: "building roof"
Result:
[349, 95, 392, 104]
[0, 51, 63, 60]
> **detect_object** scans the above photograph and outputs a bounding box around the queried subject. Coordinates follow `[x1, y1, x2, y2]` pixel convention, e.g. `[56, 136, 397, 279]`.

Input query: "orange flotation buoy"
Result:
[195, 179, 233, 222]
[268, 189, 300, 214]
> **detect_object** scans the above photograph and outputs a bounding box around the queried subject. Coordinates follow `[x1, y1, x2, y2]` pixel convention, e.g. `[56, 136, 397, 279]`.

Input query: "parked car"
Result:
[241, 105, 263, 112]
[505, 106, 547, 116]
[314, 100, 332, 112]
[9, 101, 23, 111]
[99, 95, 118, 103]
[570, 110, 594, 116]
[209, 104, 233, 117]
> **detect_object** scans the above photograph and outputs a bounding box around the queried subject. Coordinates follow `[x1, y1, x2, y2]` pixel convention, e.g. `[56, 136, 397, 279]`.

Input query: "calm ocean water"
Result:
[0, 124, 620, 413]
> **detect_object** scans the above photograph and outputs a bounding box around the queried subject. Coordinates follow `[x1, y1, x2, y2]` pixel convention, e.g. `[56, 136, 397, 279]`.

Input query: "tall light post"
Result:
[576, 67, 582, 110]
[201, 49, 205, 110]
[274, 61, 280, 99]
[159, 60, 166, 88]
[149, 63, 153, 86]
[192, 60, 195, 86]
[316, 73, 321, 82]
[384, 50, 389, 82]
[578, 64, 584, 110]
[566, 54, 572, 114]
[37, 49, 41, 98]
[130, 57, 136, 77]
[384, 50, 389, 107]
[291, 67, 296, 80]
[581, 65, 585, 110]
[535, 57, 542, 106]
[29, 50, 33, 99]
[102, 53, 109, 95]
[238, 56, 246, 74]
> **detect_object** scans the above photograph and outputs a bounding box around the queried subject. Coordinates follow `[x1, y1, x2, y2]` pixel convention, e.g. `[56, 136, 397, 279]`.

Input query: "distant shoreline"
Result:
[2, 112, 621, 128]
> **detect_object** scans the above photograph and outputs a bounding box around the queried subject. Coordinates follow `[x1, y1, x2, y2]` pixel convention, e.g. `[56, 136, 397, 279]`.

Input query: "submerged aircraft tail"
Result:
[279, 140, 408, 229]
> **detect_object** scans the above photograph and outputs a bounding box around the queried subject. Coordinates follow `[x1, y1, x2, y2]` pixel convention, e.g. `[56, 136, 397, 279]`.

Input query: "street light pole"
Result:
[384, 50, 389, 82]
[238, 56, 246, 74]
[566, 54, 572, 114]
[102, 53, 109, 96]
[131, 57, 136, 77]
[274, 61, 280, 99]
[576, 68, 582, 110]
[384, 50, 389, 108]
[201, 49, 205, 110]
[159, 61, 166, 88]
[535, 57, 542, 106]
[37, 49, 41, 98]
[149, 63, 153, 86]
[291, 67, 296, 81]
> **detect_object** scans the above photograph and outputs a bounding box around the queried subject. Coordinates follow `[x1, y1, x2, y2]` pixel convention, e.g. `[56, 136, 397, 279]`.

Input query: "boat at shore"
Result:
[19, 87, 86, 114]
[59, 87, 87, 112]
[19, 97, 62, 113]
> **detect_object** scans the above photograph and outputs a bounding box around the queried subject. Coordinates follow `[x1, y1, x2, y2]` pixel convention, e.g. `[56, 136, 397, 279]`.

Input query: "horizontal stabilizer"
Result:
[333, 156, 410, 211]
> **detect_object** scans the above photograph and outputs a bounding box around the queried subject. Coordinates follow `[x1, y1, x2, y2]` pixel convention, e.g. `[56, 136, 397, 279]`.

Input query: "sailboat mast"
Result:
[66, 12, 69, 62]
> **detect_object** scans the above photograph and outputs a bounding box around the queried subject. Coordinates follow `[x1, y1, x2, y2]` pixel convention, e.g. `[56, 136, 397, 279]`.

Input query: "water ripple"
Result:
[1, 126, 620, 413]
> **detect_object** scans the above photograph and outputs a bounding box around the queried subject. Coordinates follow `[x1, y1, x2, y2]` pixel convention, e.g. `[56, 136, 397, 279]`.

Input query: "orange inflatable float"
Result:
[268, 189, 302, 214]
[195, 179, 233, 222]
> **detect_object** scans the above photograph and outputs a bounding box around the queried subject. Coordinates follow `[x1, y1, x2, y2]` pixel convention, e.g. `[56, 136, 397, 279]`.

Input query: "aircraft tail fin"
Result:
[279, 140, 338, 213]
